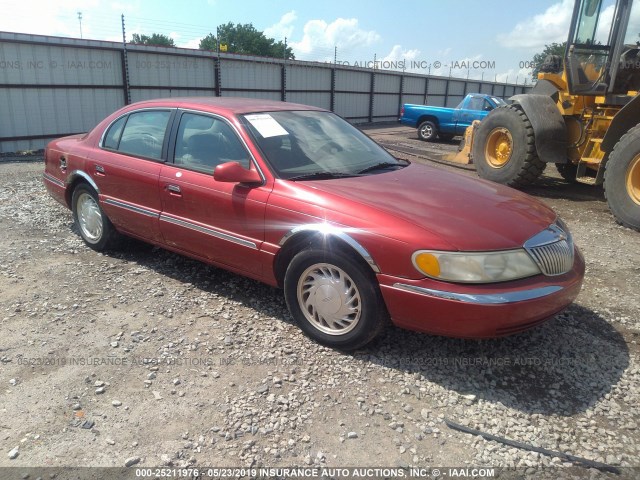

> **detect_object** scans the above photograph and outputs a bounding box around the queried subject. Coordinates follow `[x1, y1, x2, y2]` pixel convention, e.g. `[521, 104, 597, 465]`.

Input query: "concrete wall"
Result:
[0, 31, 531, 153]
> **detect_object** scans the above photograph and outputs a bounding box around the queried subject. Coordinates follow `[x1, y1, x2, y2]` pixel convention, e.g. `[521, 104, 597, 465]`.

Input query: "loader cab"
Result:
[565, 0, 640, 96]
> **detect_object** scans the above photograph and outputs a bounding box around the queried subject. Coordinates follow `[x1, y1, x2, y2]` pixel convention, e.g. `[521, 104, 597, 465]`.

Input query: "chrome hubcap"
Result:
[77, 192, 103, 243]
[420, 124, 433, 138]
[297, 263, 362, 335]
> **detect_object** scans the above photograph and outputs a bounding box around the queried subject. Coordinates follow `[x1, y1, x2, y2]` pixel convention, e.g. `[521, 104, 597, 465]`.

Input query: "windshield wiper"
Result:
[286, 171, 361, 181]
[356, 161, 408, 174]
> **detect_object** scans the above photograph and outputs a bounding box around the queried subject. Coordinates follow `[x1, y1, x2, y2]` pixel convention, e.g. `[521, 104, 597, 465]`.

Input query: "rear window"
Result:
[103, 110, 172, 161]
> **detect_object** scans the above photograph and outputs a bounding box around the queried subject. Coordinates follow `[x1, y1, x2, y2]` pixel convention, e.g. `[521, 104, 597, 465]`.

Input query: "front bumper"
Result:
[378, 247, 585, 338]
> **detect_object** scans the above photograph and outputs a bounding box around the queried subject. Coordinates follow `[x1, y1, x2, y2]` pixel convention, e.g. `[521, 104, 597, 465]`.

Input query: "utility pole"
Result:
[77, 12, 83, 39]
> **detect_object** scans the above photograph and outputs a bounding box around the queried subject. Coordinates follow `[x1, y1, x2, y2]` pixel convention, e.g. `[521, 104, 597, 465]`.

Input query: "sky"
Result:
[0, 0, 593, 84]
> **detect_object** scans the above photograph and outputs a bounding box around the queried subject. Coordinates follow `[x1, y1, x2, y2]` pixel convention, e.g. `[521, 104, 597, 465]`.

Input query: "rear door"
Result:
[158, 111, 270, 276]
[88, 109, 174, 243]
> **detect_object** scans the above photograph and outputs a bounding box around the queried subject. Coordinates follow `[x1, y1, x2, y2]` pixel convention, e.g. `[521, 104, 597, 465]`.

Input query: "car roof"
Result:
[127, 97, 328, 115]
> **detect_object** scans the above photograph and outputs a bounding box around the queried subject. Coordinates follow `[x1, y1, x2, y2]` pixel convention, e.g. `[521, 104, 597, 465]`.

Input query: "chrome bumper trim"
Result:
[392, 283, 563, 305]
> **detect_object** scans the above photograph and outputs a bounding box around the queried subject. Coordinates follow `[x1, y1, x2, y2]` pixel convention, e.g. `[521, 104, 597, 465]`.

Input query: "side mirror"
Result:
[213, 161, 262, 185]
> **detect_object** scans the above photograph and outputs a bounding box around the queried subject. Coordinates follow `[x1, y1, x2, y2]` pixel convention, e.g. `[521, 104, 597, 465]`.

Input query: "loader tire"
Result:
[472, 105, 546, 187]
[604, 124, 640, 231]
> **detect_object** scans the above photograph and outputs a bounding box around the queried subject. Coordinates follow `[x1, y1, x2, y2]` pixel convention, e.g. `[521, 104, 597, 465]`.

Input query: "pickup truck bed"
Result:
[400, 93, 506, 141]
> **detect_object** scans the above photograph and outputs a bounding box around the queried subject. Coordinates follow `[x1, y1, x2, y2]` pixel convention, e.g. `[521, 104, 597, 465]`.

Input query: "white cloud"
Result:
[0, 0, 100, 38]
[180, 38, 202, 50]
[380, 45, 421, 72]
[495, 67, 533, 84]
[290, 17, 380, 60]
[264, 11, 297, 41]
[383, 45, 420, 62]
[0, 0, 133, 41]
[497, 0, 573, 49]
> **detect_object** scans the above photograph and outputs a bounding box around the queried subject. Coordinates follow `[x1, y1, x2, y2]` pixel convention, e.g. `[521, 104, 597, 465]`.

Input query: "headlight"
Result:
[412, 249, 541, 283]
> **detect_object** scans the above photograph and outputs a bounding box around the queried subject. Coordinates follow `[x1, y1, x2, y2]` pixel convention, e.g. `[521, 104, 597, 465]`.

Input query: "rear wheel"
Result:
[417, 120, 438, 141]
[604, 124, 640, 231]
[284, 248, 388, 350]
[72, 184, 121, 251]
[473, 105, 546, 186]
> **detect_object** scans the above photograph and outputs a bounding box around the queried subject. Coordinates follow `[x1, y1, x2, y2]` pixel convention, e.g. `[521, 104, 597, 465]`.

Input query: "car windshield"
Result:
[240, 110, 407, 180]
[491, 97, 507, 106]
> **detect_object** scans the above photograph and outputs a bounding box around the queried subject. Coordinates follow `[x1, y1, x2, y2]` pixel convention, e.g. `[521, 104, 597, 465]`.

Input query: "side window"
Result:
[174, 113, 251, 173]
[467, 97, 485, 111]
[117, 110, 171, 160]
[103, 116, 126, 150]
[482, 99, 494, 112]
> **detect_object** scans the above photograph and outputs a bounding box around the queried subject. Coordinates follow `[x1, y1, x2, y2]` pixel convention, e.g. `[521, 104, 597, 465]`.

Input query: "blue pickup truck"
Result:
[400, 93, 506, 141]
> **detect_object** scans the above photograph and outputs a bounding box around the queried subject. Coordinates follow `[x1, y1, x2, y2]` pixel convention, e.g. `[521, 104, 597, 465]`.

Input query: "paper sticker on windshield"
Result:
[245, 114, 289, 138]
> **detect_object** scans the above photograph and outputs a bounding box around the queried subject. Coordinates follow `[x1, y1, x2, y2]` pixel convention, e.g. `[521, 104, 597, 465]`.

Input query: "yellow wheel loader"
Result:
[454, 0, 640, 231]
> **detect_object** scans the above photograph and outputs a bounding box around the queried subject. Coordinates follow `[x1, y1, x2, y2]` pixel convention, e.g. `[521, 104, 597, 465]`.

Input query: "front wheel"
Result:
[72, 184, 121, 251]
[472, 105, 546, 187]
[417, 120, 438, 141]
[604, 124, 640, 231]
[284, 249, 388, 350]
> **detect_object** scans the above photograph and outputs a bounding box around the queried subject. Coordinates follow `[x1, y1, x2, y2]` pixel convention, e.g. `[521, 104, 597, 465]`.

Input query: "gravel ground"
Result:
[0, 126, 639, 478]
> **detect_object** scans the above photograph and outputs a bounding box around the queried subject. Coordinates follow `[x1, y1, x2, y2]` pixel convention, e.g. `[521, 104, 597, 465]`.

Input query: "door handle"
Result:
[59, 156, 67, 172]
[95, 165, 105, 175]
[166, 184, 182, 195]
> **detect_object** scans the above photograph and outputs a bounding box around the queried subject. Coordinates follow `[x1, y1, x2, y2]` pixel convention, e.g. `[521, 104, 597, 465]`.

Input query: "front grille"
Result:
[524, 223, 574, 276]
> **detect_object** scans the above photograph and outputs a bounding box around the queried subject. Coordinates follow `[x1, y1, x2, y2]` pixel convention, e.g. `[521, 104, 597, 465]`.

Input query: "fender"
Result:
[279, 224, 380, 273]
[601, 93, 640, 152]
[66, 170, 100, 194]
[510, 80, 567, 164]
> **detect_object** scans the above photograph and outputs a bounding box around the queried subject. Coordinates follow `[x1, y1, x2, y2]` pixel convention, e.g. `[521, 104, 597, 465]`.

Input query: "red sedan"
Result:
[43, 98, 584, 350]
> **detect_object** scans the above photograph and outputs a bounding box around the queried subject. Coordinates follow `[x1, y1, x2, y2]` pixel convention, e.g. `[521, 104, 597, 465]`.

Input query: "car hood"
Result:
[298, 163, 557, 251]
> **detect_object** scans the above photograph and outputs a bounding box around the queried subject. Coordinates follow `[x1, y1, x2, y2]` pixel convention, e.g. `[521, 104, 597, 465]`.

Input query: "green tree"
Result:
[531, 42, 566, 80]
[199, 23, 294, 59]
[199, 33, 217, 51]
[130, 33, 175, 47]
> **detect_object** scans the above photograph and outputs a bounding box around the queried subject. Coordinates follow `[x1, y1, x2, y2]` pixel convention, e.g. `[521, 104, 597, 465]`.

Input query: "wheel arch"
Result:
[274, 225, 380, 288]
[65, 171, 99, 208]
[510, 92, 567, 164]
[602, 94, 640, 153]
[417, 115, 439, 128]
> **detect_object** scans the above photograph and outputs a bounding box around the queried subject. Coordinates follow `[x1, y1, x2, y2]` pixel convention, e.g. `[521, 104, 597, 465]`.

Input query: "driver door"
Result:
[158, 111, 270, 276]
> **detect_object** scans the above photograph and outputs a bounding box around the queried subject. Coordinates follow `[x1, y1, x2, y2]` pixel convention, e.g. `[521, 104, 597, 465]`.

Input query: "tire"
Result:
[604, 124, 640, 231]
[472, 105, 546, 187]
[284, 248, 388, 350]
[417, 120, 438, 141]
[555, 162, 579, 183]
[72, 184, 121, 251]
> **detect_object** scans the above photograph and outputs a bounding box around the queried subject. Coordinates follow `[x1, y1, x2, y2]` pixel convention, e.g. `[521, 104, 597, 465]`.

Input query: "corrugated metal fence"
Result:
[0, 31, 530, 153]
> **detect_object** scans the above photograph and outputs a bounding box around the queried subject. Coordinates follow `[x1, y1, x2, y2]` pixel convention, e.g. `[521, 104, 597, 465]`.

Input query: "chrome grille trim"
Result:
[524, 223, 574, 276]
